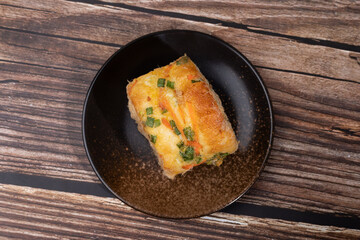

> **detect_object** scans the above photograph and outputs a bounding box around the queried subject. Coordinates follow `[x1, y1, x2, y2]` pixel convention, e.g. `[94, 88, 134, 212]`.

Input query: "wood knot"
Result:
[349, 53, 360, 65]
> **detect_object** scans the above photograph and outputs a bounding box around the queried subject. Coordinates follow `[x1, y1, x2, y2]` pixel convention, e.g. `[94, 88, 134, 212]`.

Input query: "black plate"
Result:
[82, 30, 273, 218]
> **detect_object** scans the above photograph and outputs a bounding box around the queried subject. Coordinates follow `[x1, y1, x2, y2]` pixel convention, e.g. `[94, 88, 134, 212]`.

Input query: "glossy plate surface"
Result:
[83, 30, 273, 218]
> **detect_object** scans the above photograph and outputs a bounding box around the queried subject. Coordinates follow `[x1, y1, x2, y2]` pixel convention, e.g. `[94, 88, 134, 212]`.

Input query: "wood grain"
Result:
[1, 0, 360, 81]
[0, 0, 360, 216]
[0, 0, 360, 238]
[115, 0, 360, 46]
[0, 184, 359, 239]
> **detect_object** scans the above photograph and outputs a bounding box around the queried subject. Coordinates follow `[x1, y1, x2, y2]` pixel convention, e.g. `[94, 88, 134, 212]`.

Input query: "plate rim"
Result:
[82, 29, 274, 219]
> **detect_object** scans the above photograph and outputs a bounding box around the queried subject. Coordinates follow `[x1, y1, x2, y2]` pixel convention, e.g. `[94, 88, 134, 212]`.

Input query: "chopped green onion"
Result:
[166, 80, 175, 89]
[176, 56, 189, 65]
[180, 146, 194, 161]
[206, 153, 229, 165]
[176, 141, 184, 149]
[195, 156, 202, 164]
[179, 152, 189, 161]
[169, 120, 181, 135]
[146, 107, 153, 115]
[183, 127, 195, 141]
[146, 117, 155, 127]
[169, 120, 176, 128]
[191, 79, 202, 83]
[219, 152, 229, 158]
[185, 146, 194, 158]
[206, 154, 218, 165]
[157, 78, 166, 87]
[174, 127, 181, 135]
[150, 135, 157, 143]
[154, 119, 161, 128]
[161, 109, 168, 114]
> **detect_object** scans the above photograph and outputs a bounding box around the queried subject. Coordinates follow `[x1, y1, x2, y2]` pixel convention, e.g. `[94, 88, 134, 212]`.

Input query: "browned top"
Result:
[184, 80, 237, 154]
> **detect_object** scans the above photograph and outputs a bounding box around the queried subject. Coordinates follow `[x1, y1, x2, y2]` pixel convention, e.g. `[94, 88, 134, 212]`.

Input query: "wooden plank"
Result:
[0, 61, 98, 182]
[0, 184, 359, 239]
[1, 0, 359, 82]
[113, 0, 360, 46]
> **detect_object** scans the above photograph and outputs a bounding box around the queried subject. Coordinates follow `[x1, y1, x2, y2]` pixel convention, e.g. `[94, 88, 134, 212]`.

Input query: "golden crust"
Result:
[126, 55, 238, 179]
[183, 82, 238, 155]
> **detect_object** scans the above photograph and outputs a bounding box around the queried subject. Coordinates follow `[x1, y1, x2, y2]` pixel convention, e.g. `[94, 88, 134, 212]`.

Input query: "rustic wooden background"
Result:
[1, 0, 360, 239]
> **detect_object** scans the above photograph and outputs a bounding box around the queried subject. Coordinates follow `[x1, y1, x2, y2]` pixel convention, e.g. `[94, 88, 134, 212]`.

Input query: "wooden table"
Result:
[1, 0, 360, 239]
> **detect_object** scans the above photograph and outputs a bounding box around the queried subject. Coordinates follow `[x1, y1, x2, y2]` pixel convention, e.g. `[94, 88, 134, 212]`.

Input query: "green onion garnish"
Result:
[154, 119, 161, 128]
[185, 146, 194, 158]
[161, 109, 168, 114]
[169, 120, 181, 135]
[176, 56, 189, 65]
[183, 127, 195, 141]
[195, 156, 202, 164]
[166, 80, 175, 89]
[177, 141, 184, 149]
[180, 146, 194, 161]
[157, 78, 166, 87]
[219, 152, 229, 158]
[191, 79, 201, 83]
[169, 120, 176, 128]
[206, 153, 229, 165]
[146, 117, 155, 127]
[150, 135, 157, 143]
[174, 127, 181, 135]
[206, 154, 218, 165]
[146, 107, 153, 115]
